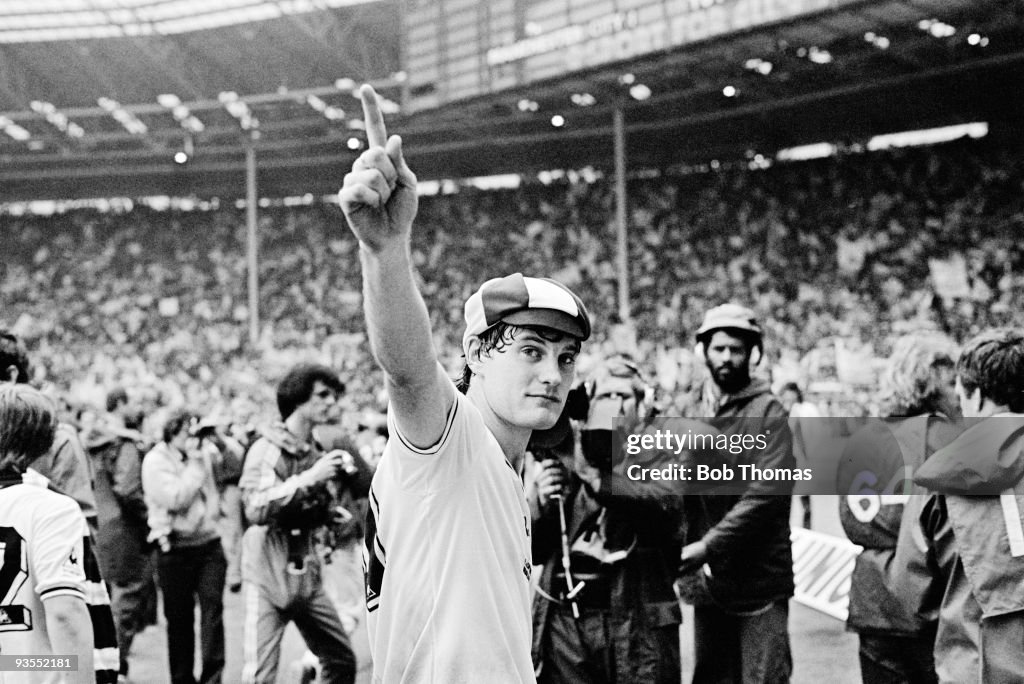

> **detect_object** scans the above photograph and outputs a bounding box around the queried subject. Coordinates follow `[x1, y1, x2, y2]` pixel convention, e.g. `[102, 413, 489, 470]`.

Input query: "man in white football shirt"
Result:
[0, 384, 94, 684]
[340, 85, 590, 684]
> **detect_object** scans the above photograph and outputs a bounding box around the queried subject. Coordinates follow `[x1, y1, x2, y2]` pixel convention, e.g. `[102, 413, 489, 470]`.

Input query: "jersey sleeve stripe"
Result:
[392, 394, 459, 456]
[39, 585, 86, 601]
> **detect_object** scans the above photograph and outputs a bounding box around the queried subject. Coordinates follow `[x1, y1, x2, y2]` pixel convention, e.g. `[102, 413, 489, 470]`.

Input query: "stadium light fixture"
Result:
[629, 84, 651, 101]
[570, 93, 596, 107]
[0, 115, 31, 142]
[158, 93, 205, 133]
[867, 122, 987, 151]
[863, 32, 889, 50]
[98, 97, 148, 135]
[776, 142, 837, 162]
[29, 100, 84, 138]
[744, 58, 773, 75]
[218, 91, 259, 130]
[173, 134, 194, 164]
[517, 99, 539, 112]
[346, 137, 361, 150]
[550, 115, 565, 127]
[306, 94, 346, 122]
[807, 47, 832, 64]
[722, 85, 737, 98]
[618, 73, 636, 85]
[967, 33, 989, 47]
[917, 19, 955, 39]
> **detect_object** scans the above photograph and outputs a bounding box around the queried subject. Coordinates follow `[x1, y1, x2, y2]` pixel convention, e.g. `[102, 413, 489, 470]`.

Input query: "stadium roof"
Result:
[0, 0, 1022, 202]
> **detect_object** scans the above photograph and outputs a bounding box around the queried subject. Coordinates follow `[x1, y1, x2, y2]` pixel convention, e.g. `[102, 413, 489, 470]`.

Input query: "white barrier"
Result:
[791, 527, 861, 621]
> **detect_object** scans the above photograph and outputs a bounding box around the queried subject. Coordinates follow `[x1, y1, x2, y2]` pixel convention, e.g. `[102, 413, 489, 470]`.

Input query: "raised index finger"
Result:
[360, 84, 387, 149]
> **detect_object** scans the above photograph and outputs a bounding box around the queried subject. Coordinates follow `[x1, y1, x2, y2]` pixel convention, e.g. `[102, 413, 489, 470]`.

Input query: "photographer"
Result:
[193, 418, 246, 593]
[141, 408, 226, 684]
[528, 357, 685, 684]
[238, 363, 362, 684]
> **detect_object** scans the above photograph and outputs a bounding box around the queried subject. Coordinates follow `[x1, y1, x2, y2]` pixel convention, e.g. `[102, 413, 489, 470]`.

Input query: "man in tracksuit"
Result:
[677, 304, 795, 683]
[239, 363, 368, 684]
[901, 328, 1024, 683]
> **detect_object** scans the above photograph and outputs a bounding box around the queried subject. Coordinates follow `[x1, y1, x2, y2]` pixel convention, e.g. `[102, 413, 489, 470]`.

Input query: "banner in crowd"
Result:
[928, 253, 971, 300]
[791, 527, 860, 621]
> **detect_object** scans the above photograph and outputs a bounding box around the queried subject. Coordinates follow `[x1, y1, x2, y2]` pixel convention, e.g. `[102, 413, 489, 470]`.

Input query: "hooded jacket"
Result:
[909, 415, 1024, 684]
[84, 423, 150, 584]
[678, 378, 795, 611]
[837, 415, 961, 636]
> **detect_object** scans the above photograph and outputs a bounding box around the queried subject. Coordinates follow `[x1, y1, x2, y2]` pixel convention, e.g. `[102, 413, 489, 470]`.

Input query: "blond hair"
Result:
[0, 384, 58, 473]
[877, 332, 958, 417]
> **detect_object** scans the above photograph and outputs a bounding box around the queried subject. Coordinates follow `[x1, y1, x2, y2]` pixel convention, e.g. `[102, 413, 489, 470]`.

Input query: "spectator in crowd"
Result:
[142, 409, 226, 684]
[192, 419, 246, 593]
[84, 387, 154, 683]
[341, 84, 590, 684]
[780, 381, 821, 528]
[1, 330, 120, 684]
[906, 328, 1024, 683]
[1, 330, 98, 528]
[0, 383, 95, 683]
[837, 332, 961, 683]
[529, 357, 685, 683]
[678, 303, 795, 683]
[238, 363, 358, 684]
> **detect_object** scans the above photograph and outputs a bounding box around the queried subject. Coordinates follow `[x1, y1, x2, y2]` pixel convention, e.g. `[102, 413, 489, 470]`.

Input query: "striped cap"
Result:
[463, 273, 591, 347]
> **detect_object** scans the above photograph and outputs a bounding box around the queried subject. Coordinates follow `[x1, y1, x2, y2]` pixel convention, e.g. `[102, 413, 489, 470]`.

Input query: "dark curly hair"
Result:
[455, 322, 579, 394]
[957, 328, 1024, 413]
[276, 363, 346, 419]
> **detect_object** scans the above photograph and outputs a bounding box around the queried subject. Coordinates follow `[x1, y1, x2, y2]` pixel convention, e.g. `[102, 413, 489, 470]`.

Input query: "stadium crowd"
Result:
[4, 137, 1023, 435]
[2, 132, 1024, 684]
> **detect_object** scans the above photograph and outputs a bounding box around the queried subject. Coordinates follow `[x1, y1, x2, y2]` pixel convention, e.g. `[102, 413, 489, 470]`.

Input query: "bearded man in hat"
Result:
[677, 303, 796, 683]
[340, 84, 590, 684]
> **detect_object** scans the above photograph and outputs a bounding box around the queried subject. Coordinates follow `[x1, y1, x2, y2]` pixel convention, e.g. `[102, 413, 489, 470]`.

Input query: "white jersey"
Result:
[364, 389, 535, 684]
[0, 484, 88, 684]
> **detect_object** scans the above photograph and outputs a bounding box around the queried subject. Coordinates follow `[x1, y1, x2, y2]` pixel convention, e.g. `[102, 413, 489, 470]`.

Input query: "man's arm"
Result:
[239, 440, 342, 526]
[31, 497, 95, 683]
[43, 595, 94, 684]
[339, 84, 453, 450]
[141, 448, 205, 512]
[692, 409, 795, 565]
[112, 441, 147, 521]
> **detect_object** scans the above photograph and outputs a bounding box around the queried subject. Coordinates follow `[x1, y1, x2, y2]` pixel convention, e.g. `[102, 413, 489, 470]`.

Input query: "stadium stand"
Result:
[4, 136, 1022, 431]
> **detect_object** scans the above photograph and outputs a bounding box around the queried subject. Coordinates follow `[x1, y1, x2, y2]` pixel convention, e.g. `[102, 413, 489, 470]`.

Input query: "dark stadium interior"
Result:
[1, 0, 1022, 200]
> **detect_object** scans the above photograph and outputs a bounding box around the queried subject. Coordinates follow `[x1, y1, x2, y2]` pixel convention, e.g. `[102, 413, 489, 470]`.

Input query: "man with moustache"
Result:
[677, 304, 795, 683]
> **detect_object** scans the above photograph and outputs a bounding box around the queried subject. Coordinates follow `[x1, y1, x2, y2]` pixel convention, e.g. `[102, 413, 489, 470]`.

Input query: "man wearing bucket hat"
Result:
[677, 303, 796, 683]
[340, 84, 590, 684]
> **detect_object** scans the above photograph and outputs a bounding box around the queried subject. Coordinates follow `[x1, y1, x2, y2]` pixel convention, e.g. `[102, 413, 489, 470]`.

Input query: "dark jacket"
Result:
[678, 378, 795, 611]
[29, 422, 97, 527]
[906, 415, 1024, 684]
[85, 425, 151, 584]
[837, 415, 961, 636]
[529, 424, 687, 684]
